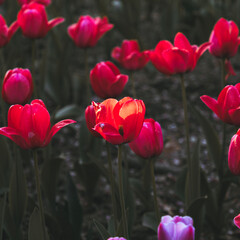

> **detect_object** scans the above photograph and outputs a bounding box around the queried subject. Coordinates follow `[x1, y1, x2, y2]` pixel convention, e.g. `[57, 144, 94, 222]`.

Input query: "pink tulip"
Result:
[201, 83, 240, 125]
[111, 40, 150, 70]
[2, 68, 33, 105]
[150, 32, 210, 75]
[0, 15, 19, 47]
[128, 118, 163, 158]
[234, 213, 240, 228]
[68, 15, 113, 48]
[228, 129, 240, 175]
[90, 61, 128, 99]
[158, 215, 195, 240]
[85, 105, 101, 138]
[107, 238, 126, 240]
[17, 3, 64, 39]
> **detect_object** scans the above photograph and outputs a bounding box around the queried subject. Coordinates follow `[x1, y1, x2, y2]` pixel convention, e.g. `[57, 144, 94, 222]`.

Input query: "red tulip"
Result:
[228, 129, 240, 175]
[0, 15, 19, 47]
[150, 32, 210, 75]
[17, 0, 51, 6]
[2, 68, 33, 105]
[90, 61, 128, 99]
[111, 40, 150, 70]
[234, 213, 240, 228]
[0, 99, 76, 149]
[68, 15, 113, 48]
[17, 3, 64, 39]
[128, 118, 163, 158]
[92, 97, 145, 145]
[200, 83, 240, 125]
[85, 105, 101, 138]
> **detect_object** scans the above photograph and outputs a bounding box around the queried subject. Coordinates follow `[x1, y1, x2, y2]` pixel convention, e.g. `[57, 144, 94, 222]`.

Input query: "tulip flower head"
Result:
[0, 15, 19, 48]
[228, 129, 240, 175]
[111, 39, 150, 70]
[2, 68, 33, 105]
[0, 99, 76, 149]
[90, 61, 128, 99]
[107, 238, 126, 240]
[150, 32, 210, 75]
[209, 18, 240, 79]
[17, 3, 64, 39]
[17, 0, 51, 6]
[68, 15, 113, 48]
[234, 213, 240, 228]
[129, 118, 163, 158]
[201, 83, 240, 126]
[92, 97, 145, 145]
[158, 215, 195, 240]
[85, 105, 101, 138]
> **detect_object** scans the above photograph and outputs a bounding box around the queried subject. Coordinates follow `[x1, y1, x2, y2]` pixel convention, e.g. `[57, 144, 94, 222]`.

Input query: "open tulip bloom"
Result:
[201, 83, 240, 126]
[91, 97, 145, 145]
[0, 99, 76, 149]
[68, 15, 113, 48]
[111, 39, 150, 70]
[158, 215, 195, 240]
[150, 32, 210, 75]
[17, 2, 64, 39]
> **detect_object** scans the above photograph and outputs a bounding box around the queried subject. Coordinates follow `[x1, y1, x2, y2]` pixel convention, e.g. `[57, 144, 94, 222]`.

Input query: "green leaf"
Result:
[9, 152, 28, 228]
[54, 104, 81, 121]
[28, 207, 45, 240]
[142, 212, 158, 233]
[67, 174, 83, 240]
[191, 106, 221, 170]
[41, 157, 63, 210]
[93, 219, 111, 240]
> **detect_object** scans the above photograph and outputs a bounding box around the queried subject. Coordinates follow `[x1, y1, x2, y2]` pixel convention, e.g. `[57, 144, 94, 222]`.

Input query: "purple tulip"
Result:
[158, 215, 195, 240]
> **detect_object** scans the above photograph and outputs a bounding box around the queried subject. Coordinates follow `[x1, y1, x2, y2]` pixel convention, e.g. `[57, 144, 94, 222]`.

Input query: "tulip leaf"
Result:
[41, 156, 63, 210]
[142, 211, 158, 233]
[54, 104, 81, 121]
[66, 174, 83, 240]
[93, 219, 111, 240]
[9, 151, 28, 229]
[191, 106, 221, 170]
[28, 207, 48, 240]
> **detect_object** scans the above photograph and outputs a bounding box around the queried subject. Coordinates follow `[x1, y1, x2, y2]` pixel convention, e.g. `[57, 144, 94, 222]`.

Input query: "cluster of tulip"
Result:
[0, 0, 240, 239]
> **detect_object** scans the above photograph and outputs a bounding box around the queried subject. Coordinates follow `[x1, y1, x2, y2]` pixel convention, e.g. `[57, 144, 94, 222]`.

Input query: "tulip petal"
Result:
[234, 214, 240, 228]
[177, 224, 195, 240]
[195, 41, 211, 61]
[7, 104, 23, 130]
[174, 32, 192, 51]
[229, 107, 240, 126]
[48, 17, 64, 31]
[111, 46, 122, 62]
[109, 74, 128, 98]
[228, 133, 240, 175]
[200, 95, 220, 117]
[225, 59, 236, 81]
[158, 222, 174, 240]
[7, 21, 19, 41]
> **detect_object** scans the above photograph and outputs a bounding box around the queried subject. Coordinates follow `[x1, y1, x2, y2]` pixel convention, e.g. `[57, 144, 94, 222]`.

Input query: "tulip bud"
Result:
[2, 68, 33, 105]
[128, 118, 163, 159]
[111, 40, 150, 70]
[68, 15, 113, 48]
[228, 129, 240, 175]
[90, 61, 128, 99]
[17, 2, 64, 39]
[158, 215, 195, 240]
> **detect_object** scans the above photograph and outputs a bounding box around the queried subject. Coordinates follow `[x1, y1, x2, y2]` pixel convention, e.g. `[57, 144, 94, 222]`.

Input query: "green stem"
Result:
[180, 74, 192, 208]
[0, 193, 6, 240]
[220, 58, 226, 89]
[84, 49, 91, 106]
[150, 159, 160, 223]
[130, 71, 137, 98]
[33, 150, 47, 240]
[32, 39, 38, 99]
[118, 144, 128, 239]
[106, 141, 118, 232]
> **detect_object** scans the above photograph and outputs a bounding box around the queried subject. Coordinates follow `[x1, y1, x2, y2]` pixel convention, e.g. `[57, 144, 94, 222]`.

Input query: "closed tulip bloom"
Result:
[0, 15, 19, 48]
[90, 61, 128, 99]
[150, 32, 210, 75]
[2, 68, 33, 105]
[128, 118, 163, 158]
[228, 130, 240, 175]
[0, 99, 76, 149]
[17, 3, 64, 39]
[201, 83, 240, 125]
[17, 0, 51, 6]
[111, 40, 150, 70]
[158, 215, 195, 240]
[68, 15, 113, 48]
[85, 105, 101, 138]
[234, 213, 240, 228]
[93, 97, 145, 145]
